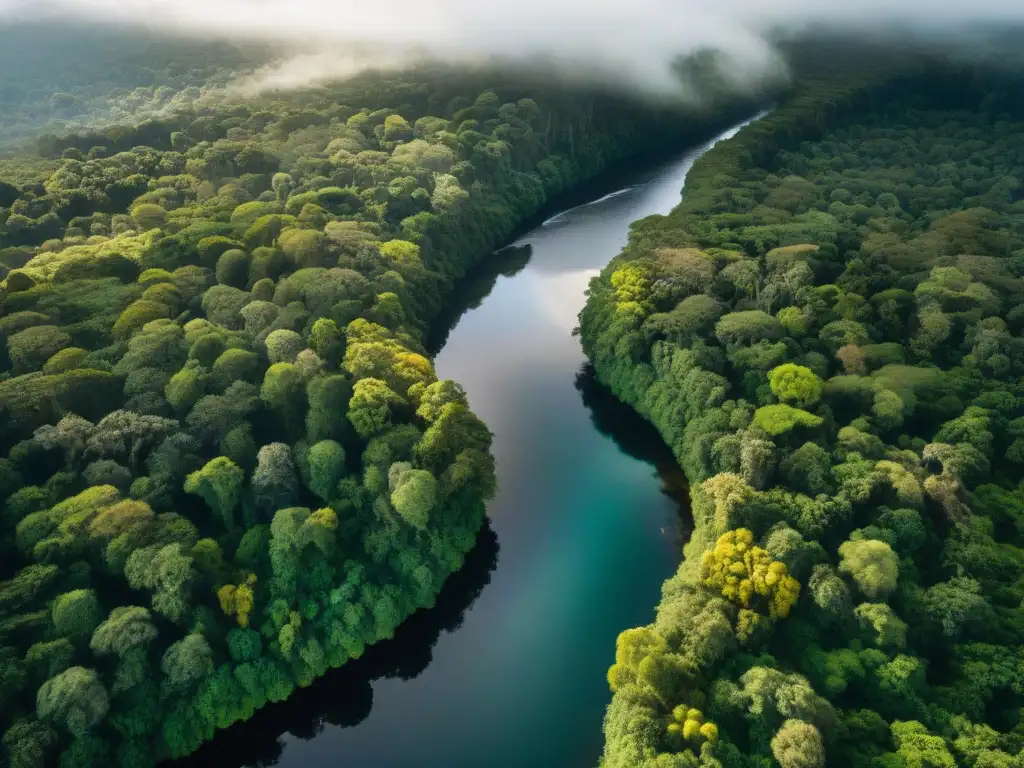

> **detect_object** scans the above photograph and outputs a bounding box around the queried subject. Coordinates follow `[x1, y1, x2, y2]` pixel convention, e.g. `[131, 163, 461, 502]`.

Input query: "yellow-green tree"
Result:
[701, 529, 800, 643]
[217, 574, 257, 628]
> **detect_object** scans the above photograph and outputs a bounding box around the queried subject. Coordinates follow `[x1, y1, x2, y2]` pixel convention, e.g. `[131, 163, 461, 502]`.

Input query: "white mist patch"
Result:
[6, 0, 1024, 97]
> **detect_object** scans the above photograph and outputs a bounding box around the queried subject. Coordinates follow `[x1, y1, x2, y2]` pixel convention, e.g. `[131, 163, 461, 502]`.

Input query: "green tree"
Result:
[51, 590, 101, 642]
[184, 456, 244, 531]
[90, 607, 157, 657]
[131, 204, 167, 231]
[348, 378, 406, 439]
[891, 721, 956, 768]
[306, 440, 345, 502]
[753, 405, 823, 437]
[36, 667, 108, 737]
[768, 364, 823, 407]
[838, 539, 898, 600]
[771, 719, 825, 768]
[389, 467, 437, 529]
[160, 633, 213, 696]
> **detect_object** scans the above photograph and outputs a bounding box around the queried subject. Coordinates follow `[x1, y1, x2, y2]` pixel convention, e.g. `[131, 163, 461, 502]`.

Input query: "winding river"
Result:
[179, 120, 748, 768]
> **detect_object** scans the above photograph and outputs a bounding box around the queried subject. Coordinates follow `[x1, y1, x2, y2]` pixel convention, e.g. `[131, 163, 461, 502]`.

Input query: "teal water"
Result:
[178, 121, 748, 768]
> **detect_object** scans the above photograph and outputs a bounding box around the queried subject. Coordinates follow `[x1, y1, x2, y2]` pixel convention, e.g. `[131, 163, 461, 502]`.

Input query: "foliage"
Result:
[582, 68, 1024, 768]
[0, 45, 705, 762]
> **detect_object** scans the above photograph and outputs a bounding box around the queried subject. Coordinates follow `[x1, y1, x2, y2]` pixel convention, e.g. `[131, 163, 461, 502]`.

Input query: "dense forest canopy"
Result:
[6, 14, 1024, 768]
[580, 69, 1024, 767]
[0, 29, 757, 765]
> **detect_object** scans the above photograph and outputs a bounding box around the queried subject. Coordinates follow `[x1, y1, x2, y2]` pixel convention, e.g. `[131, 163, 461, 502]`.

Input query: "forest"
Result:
[5, 18, 1024, 768]
[579, 68, 1024, 767]
[0, 36, 743, 766]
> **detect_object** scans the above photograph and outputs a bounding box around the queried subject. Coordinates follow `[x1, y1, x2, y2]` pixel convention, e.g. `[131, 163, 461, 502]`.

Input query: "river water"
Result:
[179, 121, 748, 768]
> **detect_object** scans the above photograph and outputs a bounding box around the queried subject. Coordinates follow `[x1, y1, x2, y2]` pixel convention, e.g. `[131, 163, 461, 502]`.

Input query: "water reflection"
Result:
[426, 244, 532, 354]
[574, 364, 692, 547]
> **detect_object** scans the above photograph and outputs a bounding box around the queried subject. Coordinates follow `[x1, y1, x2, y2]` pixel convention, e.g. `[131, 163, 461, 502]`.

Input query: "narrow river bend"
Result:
[179, 120, 749, 768]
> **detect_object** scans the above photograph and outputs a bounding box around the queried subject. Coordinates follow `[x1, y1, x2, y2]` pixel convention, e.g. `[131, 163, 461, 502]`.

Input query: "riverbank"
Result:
[579, 65, 1024, 767]
[172, 120, 754, 768]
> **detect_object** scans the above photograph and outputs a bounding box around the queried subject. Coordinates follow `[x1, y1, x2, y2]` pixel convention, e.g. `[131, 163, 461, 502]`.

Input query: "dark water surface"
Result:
[179, 122, 748, 768]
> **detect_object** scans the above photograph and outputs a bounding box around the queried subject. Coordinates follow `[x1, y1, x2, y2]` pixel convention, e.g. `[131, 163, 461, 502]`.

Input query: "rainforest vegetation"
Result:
[7, 22, 1024, 768]
[0, 37, 732, 765]
[580, 69, 1024, 767]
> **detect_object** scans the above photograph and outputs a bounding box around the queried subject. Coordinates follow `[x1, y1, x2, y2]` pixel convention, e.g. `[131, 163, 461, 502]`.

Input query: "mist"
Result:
[4, 0, 1024, 100]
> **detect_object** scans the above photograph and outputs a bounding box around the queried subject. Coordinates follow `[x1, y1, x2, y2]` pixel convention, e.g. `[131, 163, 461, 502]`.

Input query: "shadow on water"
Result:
[172, 521, 500, 768]
[425, 244, 532, 354]
[574, 364, 693, 546]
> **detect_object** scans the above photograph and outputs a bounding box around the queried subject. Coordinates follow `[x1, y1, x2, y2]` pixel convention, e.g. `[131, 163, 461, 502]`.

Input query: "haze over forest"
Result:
[4, 0, 1024, 98]
[2, 4, 1024, 768]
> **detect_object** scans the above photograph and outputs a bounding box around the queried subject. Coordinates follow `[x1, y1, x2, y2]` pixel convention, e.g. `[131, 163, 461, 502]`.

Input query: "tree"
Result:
[268, 507, 309, 597]
[251, 443, 299, 516]
[83, 459, 132, 490]
[855, 602, 907, 648]
[218, 574, 257, 628]
[264, 329, 304, 364]
[51, 590, 101, 641]
[415, 380, 468, 422]
[184, 456, 244, 531]
[306, 374, 352, 443]
[837, 344, 868, 375]
[260, 362, 303, 418]
[753, 405, 823, 437]
[306, 440, 345, 502]
[200, 285, 249, 329]
[348, 378, 406, 439]
[308, 318, 345, 368]
[161, 634, 213, 696]
[390, 467, 437, 529]
[186, 382, 260, 444]
[215, 249, 250, 288]
[780, 442, 832, 496]
[771, 719, 825, 768]
[131, 204, 167, 230]
[740, 432, 776, 490]
[124, 544, 196, 623]
[210, 348, 261, 392]
[279, 229, 327, 269]
[768, 364, 823, 407]
[665, 704, 718, 751]
[84, 410, 178, 470]
[25, 639, 75, 685]
[165, 361, 208, 414]
[891, 721, 956, 768]
[113, 301, 174, 340]
[90, 607, 157, 657]
[606, 626, 668, 692]
[739, 667, 836, 730]
[715, 311, 783, 345]
[8, 326, 72, 373]
[838, 539, 898, 600]
[36, 667, 108, 737]
[701, 529, 801, 633]
[919, 577, 990, 640]
[872, 389, 905, 431]
[2, 718, 58, 768]
[32, 414, 93, 470]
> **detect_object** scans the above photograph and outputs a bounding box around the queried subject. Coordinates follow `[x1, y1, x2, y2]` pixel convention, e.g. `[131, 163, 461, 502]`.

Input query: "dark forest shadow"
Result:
[574, 364, 692, 545]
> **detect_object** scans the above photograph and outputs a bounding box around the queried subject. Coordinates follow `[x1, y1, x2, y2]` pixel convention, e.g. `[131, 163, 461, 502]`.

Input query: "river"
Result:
[178, 120, 749, 768]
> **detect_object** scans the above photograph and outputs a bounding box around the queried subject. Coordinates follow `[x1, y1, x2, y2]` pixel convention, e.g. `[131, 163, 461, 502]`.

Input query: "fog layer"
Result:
[3, 0, 1024, 98]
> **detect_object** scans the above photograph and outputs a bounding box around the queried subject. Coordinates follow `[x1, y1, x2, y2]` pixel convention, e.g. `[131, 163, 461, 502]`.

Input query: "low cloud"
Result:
[4, 0, 1024, 99]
